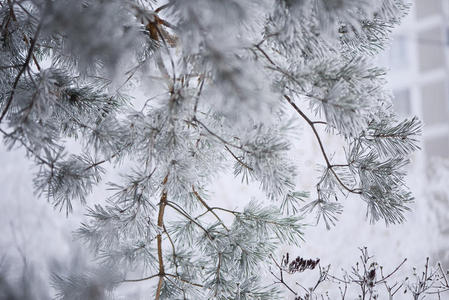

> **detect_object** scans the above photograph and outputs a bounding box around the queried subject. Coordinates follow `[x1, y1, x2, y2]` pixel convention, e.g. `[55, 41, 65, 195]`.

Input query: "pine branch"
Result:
[284, 95, 361, 195]
[0, 21, 41, 124]
[254, 44, 361, 197]
[123, 273, 159, 283]
[155, 175, 168, 300]
[192, 186, 229, 232]
[166, 201, 214, 240]
[224, 145, 253, 172]
[163, 224, 180, 276]
[0, 128, 52, 167]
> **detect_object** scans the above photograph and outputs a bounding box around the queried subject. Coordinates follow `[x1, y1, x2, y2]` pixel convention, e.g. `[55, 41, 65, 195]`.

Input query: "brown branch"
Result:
[123, 273, 159, 283]
[123, 273, 203, 289]
[0, 21, 41, 124]
[164, 273, 204, 288]
[0, 128, 52, 167]
[438, 263, 449, 287]
[195, 206, 238, 220]
[6, 1, 41, 71]
[163, 224, 179, 276]
[224, 145, 253, 171]
[254, 44, 276, 66]
[155, 175, 168, 300]
[83, 143, 134, 172]
[155, 3, 172, 13]
[253, 44, 359, 195]
[192, 117, 252, 154]
[192, 186, 229, 231]
[214, 253, 222, 296]
[283, 95, 361, 195]
[269, 255, 298, 296]
[166, 201, 214, 240]
[193, 76, 205, 116]
[375, 258, 407, 285]
[154, 21, 176, 83]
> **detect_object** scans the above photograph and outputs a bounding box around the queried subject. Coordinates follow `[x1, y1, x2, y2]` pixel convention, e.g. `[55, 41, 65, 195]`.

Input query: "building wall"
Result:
[385, 0, 449, 170]
[383, 0, 449, 262]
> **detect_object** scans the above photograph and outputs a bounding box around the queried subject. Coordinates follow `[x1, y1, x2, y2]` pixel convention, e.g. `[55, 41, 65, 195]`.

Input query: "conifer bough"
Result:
[0, 0, 422, 299]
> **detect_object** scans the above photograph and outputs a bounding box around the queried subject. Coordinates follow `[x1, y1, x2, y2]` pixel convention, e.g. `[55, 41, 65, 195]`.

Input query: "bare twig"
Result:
[375, 258, 407, 284]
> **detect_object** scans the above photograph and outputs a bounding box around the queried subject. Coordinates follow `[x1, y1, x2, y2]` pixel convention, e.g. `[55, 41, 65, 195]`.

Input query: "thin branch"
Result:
[439, 263, 449, 287]
[166, 201, 214, 240]
[214, 252, 222, 296]
[284, 95, 361, 195]
[122, 273, 159, 283]
[193, 75, 205, 116]
[269, 255, 297, 296]
[155, 175, 168, 300]
[83, 143, 134, 172]
[192, 117, 252, 154]
[192, 186, 229, 231]
[0, 128, 52, 167]
[375, 258, 407, 284]
[254, 44, 276, 66]
[0, 21, 41, 124]
[224, 145, 253, 171]
[163, 224, 179, 276]
[0, 64, 23, 70]
[123, 272, 203, 289]
[155, 3, 172, 13]
[195, 206, 238, 220]
[6, 0, 41, 70]
[164, 273, 204, 288]
[154, 22, 176, 85]
[253, 43, 359, 195]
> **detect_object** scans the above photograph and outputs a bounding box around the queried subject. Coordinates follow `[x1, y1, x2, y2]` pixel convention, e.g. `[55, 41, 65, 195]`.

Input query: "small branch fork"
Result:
[150, 175, 207, 297]
[283, 95, 361, 195]
[407, 257, 449, 298]
[191, 117, 251, 154]
[122, 184, 215, 296]
[166, 200, 214, 240]
[270, 254, 328, 298]
[189, 117, 255, 172]
[0, 21, 41, 124]
[4, 0, 41, 70]
[192, 186, 229, 232]
[269, 255, 298, 296]
[123, 273, 203, 288]
[0, 128, 52, 167]
[253, 42, 361, 196]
